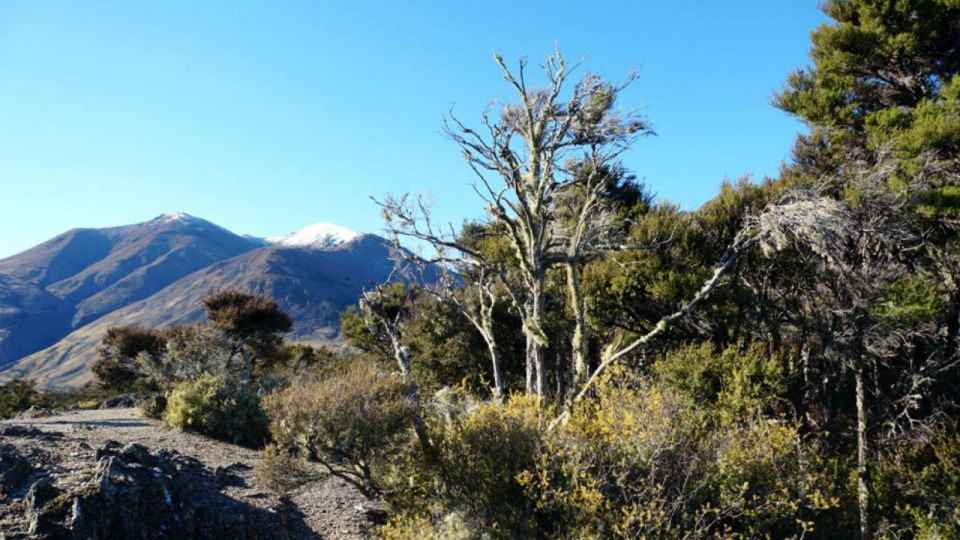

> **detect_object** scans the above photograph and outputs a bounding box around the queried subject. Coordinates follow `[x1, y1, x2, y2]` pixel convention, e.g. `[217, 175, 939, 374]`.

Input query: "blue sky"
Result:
[0, 1, 828, 258]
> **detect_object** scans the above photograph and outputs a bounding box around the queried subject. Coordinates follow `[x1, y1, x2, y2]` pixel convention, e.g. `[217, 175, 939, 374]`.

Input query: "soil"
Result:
[0, 408, 379, 539]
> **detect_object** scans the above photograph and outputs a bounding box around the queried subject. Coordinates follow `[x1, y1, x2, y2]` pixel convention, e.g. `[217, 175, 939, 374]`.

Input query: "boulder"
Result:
[25, 441, 279, 539]
[98, 394, 136, 409]
[0, 444, 31, 494]
[16, 405, 51, 419]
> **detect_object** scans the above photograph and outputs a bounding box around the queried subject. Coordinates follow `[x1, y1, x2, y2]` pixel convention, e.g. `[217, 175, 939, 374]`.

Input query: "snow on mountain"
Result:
[149, 212, 231, 233]
[265, 222, 360, 250]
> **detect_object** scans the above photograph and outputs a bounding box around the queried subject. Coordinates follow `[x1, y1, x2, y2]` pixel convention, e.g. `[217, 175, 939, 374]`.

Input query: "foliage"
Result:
[91, 326, 167, 393]
[655, 342, 791, 420]
[872, 424, 960, 538]
[139, 325, 235, 389]
[164, 373, 269, 448]
[203, 289, 293, 341]
[382, 392, 544, 537]
[255, 443, 317, 493]
[138, 393, 167, 420]
[262, 360, 416, 490]
[381, 371, 838, 539]
[203, 289, 293, 378]
[872, 274, 948, 324]
[0, 379, 40, 419]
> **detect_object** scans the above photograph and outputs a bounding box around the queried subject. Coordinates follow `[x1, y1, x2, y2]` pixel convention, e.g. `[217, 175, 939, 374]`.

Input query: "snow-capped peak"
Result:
[266, 222, 359, 250]
[156, 212, 195, 223]
[150, 212, 226, 231]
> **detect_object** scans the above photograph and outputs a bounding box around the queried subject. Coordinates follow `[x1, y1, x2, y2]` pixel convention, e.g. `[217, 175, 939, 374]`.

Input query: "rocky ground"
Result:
[0, 408, 380, 539]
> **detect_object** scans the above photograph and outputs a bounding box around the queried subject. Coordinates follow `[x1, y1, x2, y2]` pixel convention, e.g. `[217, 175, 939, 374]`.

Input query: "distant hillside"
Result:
[0, 213, 257, 367]
[0, 215, 416, 388]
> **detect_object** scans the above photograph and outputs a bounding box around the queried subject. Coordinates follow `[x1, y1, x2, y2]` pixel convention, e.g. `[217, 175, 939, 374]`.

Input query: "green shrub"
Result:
[138, 393, 167, 419]
[255, 443, 317, 493]
[655, 342, 790, 420]
[377, 512, 486, 540]
[522, 371, 835, 538]
[263, 361, 416, 490]
[874, 424, 960, 538]
[382, 372, 836, 539]
[164, 374, 268, 447]
[92, 326, 167, 393]
[382, 391, 544, 537]
[0, 379, 40, 419]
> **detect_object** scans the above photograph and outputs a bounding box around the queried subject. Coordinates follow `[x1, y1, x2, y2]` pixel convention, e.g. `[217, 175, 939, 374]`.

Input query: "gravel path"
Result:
[0, 408, 378, 539]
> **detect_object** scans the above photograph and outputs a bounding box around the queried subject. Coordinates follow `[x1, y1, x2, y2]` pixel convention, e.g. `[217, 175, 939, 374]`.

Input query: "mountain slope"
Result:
[0, 213, 258, 366]
[3, 235, 411, 387]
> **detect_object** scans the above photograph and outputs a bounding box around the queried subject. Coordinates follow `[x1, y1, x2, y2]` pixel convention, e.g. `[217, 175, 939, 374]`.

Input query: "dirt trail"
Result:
[0, 408, 378, 539]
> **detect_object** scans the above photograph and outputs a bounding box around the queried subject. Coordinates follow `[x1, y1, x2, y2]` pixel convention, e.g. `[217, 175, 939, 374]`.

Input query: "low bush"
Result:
[138, 393, 167, 419]
[0, 379, 40, 419]
[91, 326, 167, 393]
[164, 374, 269, 447]
[655, 341, 791, 420]
[255, 443, 317, 493]
[380, 371, 836, 539]
[873, 424, 960, 538]
[263, 360, 416, 490]
[381, 391, 544, 537]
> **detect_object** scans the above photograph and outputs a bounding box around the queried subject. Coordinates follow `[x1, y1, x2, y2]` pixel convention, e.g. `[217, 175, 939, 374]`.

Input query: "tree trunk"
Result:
[478, 290, 503, 399]
[855, 366, 873, 540]
[241, 349, 252, 382]
[481, 326, 503, 398]
[525, 337, 536, 394]
[524, 275, 547, 397]
[387, 326, 436, 461]
[566, 261, 588, 395]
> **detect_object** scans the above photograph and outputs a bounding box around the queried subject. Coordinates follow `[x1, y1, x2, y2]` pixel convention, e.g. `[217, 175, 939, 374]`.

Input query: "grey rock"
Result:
[0, 444, 31, 493]
[98, 394, 136, 409]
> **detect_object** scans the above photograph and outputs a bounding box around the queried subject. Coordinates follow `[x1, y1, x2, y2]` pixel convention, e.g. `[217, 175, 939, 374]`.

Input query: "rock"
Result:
[98, 394, 136, 409]
[95, 440, 123, 460]
[16, 405, 51, 419]
[0, 444, 31, 494]
[119, 442, 154, 466]
[20, 441, 279, 539]
[25, 478, 60, 536]
[1, 425, 50, 438]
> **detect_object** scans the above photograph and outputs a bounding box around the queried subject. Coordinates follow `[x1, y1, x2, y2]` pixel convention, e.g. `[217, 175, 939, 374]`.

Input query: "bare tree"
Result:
[375, 195, 519, 398]
[380, 47, 651, 398]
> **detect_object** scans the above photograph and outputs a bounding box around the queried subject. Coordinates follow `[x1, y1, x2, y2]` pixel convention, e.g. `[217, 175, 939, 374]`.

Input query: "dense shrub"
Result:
[255, 443, 317, 493]
[164, 374, 269, 448]
[380, 392, 544, 537]
[380, 371, 836, 539]
[0, 379, 39, 419]
[263, 361, 416, 490]
[138, 393, 167, 419]
[91, 326, 167, 393]
[874, 424, 960, 538]
[655, 341, 791, 420]
[139, 326, 234, 389]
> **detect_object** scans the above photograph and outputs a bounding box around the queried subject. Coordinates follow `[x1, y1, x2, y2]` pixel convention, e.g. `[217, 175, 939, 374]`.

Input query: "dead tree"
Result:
[376, 194, 520, 398]
[381, 47, 651, 398]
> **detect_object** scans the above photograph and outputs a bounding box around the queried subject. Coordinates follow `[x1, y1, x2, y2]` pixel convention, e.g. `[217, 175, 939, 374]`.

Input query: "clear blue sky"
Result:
[0, 1, 828, 258]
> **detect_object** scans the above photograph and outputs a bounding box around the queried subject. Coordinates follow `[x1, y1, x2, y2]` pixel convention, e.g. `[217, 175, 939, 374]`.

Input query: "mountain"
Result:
[265, 222, 359, 249]
[0, 215, 404, 388]
[0, 213, 258, 367]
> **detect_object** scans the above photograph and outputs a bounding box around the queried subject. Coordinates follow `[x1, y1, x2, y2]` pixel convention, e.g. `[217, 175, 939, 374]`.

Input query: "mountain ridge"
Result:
[0, 214, 399, 388]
